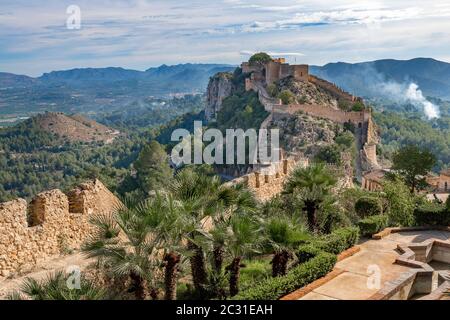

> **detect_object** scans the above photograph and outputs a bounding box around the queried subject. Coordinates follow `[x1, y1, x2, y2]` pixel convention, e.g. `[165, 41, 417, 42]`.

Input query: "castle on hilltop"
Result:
[206, 56, 380, 181]
[241, 57, 309, 85]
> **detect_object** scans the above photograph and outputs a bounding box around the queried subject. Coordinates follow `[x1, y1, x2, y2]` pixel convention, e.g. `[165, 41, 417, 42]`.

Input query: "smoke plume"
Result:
[317, 63, 440, 120]
[379, 81, 440, 119]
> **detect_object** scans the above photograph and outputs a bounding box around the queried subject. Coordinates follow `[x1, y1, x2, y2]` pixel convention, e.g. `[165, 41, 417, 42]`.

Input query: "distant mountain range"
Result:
[310, 58, 450, 101]
[2, 58, 450, 118]
[1, 64, 235, 89]
[0, 64, 235, 116]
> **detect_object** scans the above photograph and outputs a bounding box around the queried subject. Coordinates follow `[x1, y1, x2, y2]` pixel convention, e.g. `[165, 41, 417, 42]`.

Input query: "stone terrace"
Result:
[298, 230, 450, 300]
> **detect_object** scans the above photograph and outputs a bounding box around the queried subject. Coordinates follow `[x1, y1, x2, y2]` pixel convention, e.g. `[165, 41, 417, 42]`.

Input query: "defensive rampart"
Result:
[0, 179, 120, 278]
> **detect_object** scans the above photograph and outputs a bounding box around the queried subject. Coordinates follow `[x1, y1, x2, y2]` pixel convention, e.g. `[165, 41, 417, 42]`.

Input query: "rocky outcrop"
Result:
[205, 72, 234, 120]
[0, 179, 120, 278]
[272, 113, 341, 157]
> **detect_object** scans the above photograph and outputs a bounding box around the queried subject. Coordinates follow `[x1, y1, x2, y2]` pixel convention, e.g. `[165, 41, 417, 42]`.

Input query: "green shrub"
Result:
[316, 227, 359, 254]
[267, 84, 279, 97]
[355, 196, 383, 218]
[240, 258, 272, 291]
[446, 196, 450, 211]
[297, 227, 359, 258]
[383, 178, 415, 227]
[278, 90, 295, 105]
[343, 122, 355, 133]
[358, 215, 389, 237]
[234, 252, 336, 300]
[335, 131, 355, 149]
[314, 144, 341, 165]
[414, 203, 449, 226]
[352, 101, 365, 111]
[296, 244, 322, 263]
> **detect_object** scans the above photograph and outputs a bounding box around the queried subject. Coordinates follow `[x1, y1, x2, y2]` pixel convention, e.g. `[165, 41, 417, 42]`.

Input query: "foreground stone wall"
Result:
[0, 179, 120, 278]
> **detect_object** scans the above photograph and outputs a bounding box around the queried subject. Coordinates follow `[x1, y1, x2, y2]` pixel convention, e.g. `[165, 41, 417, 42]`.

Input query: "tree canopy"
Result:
[392, 145, 436, 193]
[248, 52, 272, 65]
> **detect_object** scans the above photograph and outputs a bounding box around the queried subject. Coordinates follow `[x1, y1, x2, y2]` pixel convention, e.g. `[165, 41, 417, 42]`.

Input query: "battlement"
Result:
[241, 59, 309, 86]
[0, 179, 120, 278]
[226, 157, 309, 202]
[308, 75, 362, 105]
[272, 103, 370, 126]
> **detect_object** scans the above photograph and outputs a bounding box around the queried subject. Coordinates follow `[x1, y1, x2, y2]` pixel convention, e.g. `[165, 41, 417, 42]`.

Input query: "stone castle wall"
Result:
[308, 75, 361, 104]
[0, 179, 120, 278]
[272, 103, 369, 125]
[226, 157, 309, 202]
[266, 61, 309, 85]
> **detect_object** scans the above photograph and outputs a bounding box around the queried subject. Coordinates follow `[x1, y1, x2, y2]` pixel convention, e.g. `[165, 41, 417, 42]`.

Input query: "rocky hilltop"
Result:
[206, 54, 380, 181]
[33, 112, 119, 143]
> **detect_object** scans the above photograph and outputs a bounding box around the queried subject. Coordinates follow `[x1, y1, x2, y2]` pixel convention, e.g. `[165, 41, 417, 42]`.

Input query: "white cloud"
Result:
[1, 0, 450, 75]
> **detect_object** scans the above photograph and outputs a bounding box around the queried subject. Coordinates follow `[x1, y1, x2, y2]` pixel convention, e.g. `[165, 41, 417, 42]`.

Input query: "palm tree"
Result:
[283, 163, 337, 232]
[7, 271, 105, 300]
[169, 168, 244, 297]
[263, 216, 310, 277]
[82, 199, 158, 300]
[146, 194, 185, 300]
[210, 183, 258, 271]
[226, 214, 262, 297]
[83, 194, 187, 300]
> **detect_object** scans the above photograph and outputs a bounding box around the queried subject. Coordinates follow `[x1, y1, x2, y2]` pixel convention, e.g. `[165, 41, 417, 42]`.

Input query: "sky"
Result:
[1, 0, 450, 77]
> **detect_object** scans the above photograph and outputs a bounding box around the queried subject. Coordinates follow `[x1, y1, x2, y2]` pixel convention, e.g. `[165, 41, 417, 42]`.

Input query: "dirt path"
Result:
[0, 252, 92, 299]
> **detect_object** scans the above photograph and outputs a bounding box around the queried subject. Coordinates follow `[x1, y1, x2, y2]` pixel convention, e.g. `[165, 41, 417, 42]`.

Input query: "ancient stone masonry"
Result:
[244, 75, 380, 177]
[308, 75, 362, 105]
[272, 103, 369, 125]
[226, 157, 309, 202]
[242, 58, 309, 85]
[0, 179, 120, 278]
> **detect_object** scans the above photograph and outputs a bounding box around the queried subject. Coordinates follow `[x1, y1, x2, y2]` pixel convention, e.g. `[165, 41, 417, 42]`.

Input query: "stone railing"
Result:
[0, 179, 120, 278]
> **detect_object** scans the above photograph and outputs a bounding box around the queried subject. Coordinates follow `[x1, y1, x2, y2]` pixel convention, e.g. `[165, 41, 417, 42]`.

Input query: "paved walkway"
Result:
[300, 230, 450, 300]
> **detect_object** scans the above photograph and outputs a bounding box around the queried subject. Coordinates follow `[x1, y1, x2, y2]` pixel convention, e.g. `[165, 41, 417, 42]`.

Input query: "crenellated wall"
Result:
[0, 179, 120, 278]
[272, 103, 369, 125]
[245, 76, 380, 178]
[308, 75, 361, 105]
[226, 157, 309, 202]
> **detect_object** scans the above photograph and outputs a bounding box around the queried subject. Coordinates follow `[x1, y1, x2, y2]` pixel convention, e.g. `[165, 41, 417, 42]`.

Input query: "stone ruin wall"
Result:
[272, 103, 368, 125]
[226, 158, 309, 202]
[308, 75, 361, 104]
[360, 114, 380, 170]
[0, 179, 120, 278]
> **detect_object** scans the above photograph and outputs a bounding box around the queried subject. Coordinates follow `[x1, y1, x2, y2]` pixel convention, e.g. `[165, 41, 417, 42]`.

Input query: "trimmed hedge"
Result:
[297, 227, 359, 260]
[355, 196, 382, 218]
[414, 203, 449, 226]
[234, 252, 336, 300]
[296, 244, 322, 264]
[358, 215, 389, 237]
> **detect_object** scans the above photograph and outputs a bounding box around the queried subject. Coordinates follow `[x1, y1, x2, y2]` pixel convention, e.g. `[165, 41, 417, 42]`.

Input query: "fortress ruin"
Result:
[242, 58, 309, 85]
[0, 179, 120, 278]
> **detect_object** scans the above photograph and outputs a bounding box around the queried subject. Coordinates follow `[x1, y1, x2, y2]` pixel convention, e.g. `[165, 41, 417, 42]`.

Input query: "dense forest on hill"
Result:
[375, 111, 450, 171]
[372, 99, 450, 171]
[0, 96, 203, 202]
